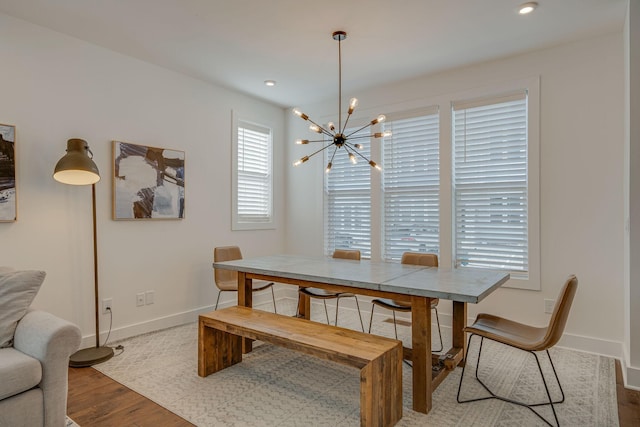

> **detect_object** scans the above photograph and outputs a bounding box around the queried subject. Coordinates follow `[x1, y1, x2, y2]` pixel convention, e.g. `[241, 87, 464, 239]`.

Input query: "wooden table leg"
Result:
[452, 301, 467, 366]
[411, 296, 432, 414]
[299, 291, 311, 320]
[237, 272, 254, 353]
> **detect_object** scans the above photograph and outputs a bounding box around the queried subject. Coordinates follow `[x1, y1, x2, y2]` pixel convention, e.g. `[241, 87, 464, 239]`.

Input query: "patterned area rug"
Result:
[94, 300, 619, 426]
[65, 416, 80, 427]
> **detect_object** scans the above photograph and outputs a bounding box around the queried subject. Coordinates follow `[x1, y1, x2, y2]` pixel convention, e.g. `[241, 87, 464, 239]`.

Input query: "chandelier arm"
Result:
[345, 122, 374, 138]
[347, 134, 375, 140]
[306, 118, 334, 137]
[344, 144, 373, 163]
[329, 146, 338, 164]
[303, 138, 330, 144]
[341, 112, 354, 134]
[306, 143, 336, 160]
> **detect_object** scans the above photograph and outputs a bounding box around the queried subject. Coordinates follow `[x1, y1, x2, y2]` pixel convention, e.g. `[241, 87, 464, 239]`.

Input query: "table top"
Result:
[213, 254, 509, 304]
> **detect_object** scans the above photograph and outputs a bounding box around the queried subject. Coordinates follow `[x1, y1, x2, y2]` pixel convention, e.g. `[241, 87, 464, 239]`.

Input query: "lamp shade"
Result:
[53, 138, 100, 185]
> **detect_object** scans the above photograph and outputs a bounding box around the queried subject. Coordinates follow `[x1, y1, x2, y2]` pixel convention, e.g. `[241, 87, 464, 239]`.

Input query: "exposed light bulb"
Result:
[355, 143, 363, 149]
[348, 98, 358, 114]
[374, 130, 392, 138]
[296, 139, 309, 145]
[293, 108, 309, 120]
[294, 156, 309, 166]
[264, 80, 276, 87]
[349, 153, 357, 164]
[369, 160, 382, 171]
[309, 124, 322, 133]
[328, 122, 335, 131]
[325, 162, 332, 173]
[370, 114, 386, 125]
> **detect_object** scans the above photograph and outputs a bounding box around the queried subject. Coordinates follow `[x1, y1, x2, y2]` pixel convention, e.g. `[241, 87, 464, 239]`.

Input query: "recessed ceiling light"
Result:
[264, 80, 276, 87]
[518, 2, 538, 15]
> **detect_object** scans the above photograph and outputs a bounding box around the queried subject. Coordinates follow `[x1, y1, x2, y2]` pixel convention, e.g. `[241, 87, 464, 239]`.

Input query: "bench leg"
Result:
[198, 321, 242, 377]
[360, 345, 403, 427]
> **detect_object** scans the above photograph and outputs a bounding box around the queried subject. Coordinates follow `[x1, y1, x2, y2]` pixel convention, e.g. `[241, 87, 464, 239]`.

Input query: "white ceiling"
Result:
[0, 0, 628, 108]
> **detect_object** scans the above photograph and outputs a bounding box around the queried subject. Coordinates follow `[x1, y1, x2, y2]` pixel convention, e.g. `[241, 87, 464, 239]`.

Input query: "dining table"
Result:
[212, 253, 509, 415]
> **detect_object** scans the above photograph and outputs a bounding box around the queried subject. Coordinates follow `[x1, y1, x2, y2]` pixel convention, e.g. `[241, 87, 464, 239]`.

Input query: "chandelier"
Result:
[292, 31, 391, 173]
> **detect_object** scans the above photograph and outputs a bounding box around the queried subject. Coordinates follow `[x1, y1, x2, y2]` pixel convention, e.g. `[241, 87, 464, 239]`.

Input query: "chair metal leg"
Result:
[270, 286, 277, 313]
[214, 291, 222, 310]
[322, 300, 330, 325]
[368, 304, 375, 333]
[457, 334, 565, 427]
[391, 311, 399, 340]
[353, 296, 365, 332]
[433, 306, 443, 353]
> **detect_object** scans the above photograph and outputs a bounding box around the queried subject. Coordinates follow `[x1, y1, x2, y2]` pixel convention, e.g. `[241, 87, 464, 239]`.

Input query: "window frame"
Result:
[232, 111, 275, 231]
[448, 78, 540, 290]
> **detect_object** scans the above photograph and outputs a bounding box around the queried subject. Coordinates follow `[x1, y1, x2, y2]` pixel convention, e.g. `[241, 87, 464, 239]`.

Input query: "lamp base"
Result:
[69, 346, 114, 368]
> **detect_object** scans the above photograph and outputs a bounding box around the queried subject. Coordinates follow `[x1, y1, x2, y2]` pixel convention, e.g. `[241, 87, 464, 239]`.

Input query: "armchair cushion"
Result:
[0, 269, 46, 348]
[0, 347, 42, 400]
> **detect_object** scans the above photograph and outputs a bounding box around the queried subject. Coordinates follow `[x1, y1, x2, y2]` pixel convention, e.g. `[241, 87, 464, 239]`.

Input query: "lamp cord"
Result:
[102, 306, 113, 347]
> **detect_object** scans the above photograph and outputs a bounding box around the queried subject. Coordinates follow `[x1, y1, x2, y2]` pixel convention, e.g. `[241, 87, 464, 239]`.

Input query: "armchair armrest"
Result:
[13, 309, 81, 427]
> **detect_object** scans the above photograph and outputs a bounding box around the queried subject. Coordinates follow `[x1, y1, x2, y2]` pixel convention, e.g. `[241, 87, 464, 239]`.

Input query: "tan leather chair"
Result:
[297, 249, 365, 331]
[368, 252, 442, 352]
[457, 275, 578, 427]
[213, 246, 277, 312]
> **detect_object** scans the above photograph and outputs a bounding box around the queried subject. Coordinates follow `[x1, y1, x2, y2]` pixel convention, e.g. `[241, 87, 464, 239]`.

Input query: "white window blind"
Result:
[324, 127, 371, 258]
[382, 110, 440, 262]
[236, 120, 272, 226]
[452, 92, 528, 273]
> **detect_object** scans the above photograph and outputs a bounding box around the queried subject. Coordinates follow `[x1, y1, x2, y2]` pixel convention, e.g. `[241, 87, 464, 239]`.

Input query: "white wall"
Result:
[286, 32, 628, 367]
[625, 0, 640, 388]
[0, 14, 287, 344]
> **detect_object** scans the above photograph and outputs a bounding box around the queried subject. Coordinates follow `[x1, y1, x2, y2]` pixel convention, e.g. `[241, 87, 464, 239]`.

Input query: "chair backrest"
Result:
[332, 249, 361, 260]
[213, 246, 242, 291]
[541, 274, 578, 349]
[401, 252, 438, 267]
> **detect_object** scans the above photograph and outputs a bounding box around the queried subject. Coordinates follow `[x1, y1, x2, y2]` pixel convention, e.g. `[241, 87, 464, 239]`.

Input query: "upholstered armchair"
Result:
[0, 269, 82, 427]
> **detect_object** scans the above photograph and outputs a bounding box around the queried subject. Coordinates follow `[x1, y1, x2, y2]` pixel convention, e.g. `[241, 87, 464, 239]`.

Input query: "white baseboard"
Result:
[83, 288, 640, 390]
[625, 365, 640, 391]
[83, 287, 289, 348]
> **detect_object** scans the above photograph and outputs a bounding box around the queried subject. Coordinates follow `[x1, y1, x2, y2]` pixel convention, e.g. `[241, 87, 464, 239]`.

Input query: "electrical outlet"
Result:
[102, 298, 113, 314]
[145, 290, 154, 305]
[544, 299, 555, 314]
[136, 293, 145, 307]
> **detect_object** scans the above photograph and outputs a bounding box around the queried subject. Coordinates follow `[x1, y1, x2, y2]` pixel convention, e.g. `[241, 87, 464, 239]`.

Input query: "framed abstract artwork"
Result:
[0, 124, 16, 222]
[112, 141, 185, 220]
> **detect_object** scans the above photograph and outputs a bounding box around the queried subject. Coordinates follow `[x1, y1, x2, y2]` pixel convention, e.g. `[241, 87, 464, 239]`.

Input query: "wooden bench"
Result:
[198, 306, 403, 427]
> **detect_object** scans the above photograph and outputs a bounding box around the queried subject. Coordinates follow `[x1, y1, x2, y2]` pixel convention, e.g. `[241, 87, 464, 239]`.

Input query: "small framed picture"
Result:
[0, 124, 16, 222]
[112, 140, 185, 220]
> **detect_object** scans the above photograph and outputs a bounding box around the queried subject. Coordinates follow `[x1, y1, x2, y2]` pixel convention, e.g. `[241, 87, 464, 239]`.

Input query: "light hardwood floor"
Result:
[67, 360, 640, 426]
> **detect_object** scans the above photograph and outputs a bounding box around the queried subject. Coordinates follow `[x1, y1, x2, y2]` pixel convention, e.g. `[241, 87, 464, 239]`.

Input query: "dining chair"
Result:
[213, 246, 277, 313]
[367, 252, 443, 352]
[297, 249, 365, 331]
[456, 275, 578, 427]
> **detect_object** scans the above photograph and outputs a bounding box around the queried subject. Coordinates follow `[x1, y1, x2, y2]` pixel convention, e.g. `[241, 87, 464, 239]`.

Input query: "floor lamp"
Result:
[54, 138, 114, 367]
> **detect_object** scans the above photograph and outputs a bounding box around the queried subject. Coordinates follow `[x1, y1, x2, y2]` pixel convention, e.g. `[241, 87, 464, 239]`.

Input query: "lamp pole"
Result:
[92, 182, 100, 348]
[54, 138, 114, 367]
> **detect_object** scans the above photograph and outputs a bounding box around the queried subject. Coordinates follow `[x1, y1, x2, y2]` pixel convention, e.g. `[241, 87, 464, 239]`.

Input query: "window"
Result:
[321, 78, 539, 288]
[232, 118, 273, 230]
[382, 108, 440, 261]
[324, 126, 372, 257]
[452, 92, 529, 274]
